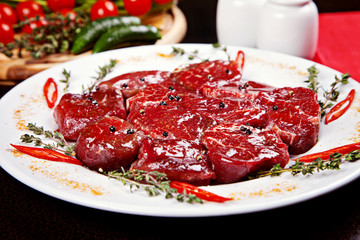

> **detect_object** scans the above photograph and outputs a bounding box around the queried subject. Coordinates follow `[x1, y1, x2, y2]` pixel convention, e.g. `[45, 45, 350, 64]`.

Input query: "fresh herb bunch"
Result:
[20, 123, 75, 156]
[0, 13, 89, 59]
[102, 168, 203, 204]
[249, 150, 360, 179]
[305, 65, 351, 118]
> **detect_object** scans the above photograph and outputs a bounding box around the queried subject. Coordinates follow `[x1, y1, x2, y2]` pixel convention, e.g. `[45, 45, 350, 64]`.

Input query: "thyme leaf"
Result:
[83, 59, 118, 93]
[102, 168, 203, 204]
[248, 150, 360, 179]
[60, 69, 71, 93]
[20, 123, 75, 156]
[305, 66, 351, 119]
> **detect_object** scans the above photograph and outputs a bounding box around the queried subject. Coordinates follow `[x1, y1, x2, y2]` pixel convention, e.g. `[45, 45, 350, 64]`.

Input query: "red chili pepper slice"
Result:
[292, 142, 360, 163]
[236, 50, 245, 72]
[170, 181, 233, 203]
[325, 89, 356, 124]
[43, 77, 58, 109]
[10, 144, 82, 166]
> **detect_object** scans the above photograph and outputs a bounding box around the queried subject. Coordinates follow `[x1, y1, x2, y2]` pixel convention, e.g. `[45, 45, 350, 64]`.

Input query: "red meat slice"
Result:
[170, 59, 243, 93]
[53, 88, 126, 141]
[75, 116, 145, 171]
[127, 105, 215, 141]
[98, 70, 170, 99]
[125, 80, 195, 112]
[179, 96, 267, 128]
[130, 138, 216, 185]
[202, 123, 289, 184]
[255, 87, 320, 154]
[201, 80, 274, 100]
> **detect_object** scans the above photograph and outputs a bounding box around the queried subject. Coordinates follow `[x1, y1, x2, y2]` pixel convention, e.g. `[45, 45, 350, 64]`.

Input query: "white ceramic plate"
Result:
[1, 44, 360, 217]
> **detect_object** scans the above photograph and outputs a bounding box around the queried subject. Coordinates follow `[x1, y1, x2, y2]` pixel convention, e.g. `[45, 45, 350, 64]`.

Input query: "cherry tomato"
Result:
[153, 0, 172, 4]
[90, 0, 118, 21]
[0, 21, 14, 44]
[0, 3, 17, 26]
[46, 0, 75, 12]
[21, 16, 48, 34]
[123, 0, 152, 16]
[57, 8, 77, 21]
[16, 1, 44, 21]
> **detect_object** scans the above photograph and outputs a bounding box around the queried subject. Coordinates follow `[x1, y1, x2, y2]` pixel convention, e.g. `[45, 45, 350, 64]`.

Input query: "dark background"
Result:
[2, 0, 360, 239]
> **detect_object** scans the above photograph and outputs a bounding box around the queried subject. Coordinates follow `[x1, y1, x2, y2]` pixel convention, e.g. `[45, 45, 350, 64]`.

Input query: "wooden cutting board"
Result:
[0, 6, 187, 85]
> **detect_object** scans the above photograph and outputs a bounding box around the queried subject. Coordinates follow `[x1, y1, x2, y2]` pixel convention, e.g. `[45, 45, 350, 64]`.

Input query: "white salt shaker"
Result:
[257, 0, 318, 59]
[216, 0, 266, 47]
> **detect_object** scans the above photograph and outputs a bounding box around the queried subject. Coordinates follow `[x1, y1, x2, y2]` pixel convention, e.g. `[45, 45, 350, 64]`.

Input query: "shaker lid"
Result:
[269, 0, 312, 6]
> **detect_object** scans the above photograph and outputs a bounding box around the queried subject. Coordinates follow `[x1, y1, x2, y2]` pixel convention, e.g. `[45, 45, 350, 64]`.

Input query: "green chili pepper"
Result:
[92, 25, 161, 53]
[71, 16, 141, 54]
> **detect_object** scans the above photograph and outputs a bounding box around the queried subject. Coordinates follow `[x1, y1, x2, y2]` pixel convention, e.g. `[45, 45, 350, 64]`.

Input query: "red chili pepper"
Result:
[10, 144, 82, 166]
[236, 50, 245, 72]
[170, 181, 233, 203]
[292, 142, 360, 163]
[325, 89, 356, 124]
[43, 77, 58, 109]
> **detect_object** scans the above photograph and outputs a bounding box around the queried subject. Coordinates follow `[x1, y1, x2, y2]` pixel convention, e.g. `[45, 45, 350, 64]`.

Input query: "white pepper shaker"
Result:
[216, 0, 266, 47]
[257, 0, 318, 59]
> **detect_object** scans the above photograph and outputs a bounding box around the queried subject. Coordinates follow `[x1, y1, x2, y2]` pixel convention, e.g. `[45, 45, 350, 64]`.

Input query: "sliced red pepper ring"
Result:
[325, 89, 356, 124]
[43, 77, 58, 109]
[292, 142, 360, 163]
[170, 181, 233, 203]
[10, 144, 82, 166]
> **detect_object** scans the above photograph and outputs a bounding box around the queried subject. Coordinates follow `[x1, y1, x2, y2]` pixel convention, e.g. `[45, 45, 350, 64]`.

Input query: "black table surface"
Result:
[2, 1, 360, 239]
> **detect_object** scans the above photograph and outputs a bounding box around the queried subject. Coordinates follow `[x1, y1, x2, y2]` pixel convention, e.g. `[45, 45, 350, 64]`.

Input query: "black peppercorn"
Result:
[122, 83, 128, 88]
[225, 69, 231, 74]
[92, 100, 98, 105]
[162, 131, 169, 137]
[140, 77, 145, 82]
[169, 86, 174, 91]
[109, 126, 116, 132]
[168, 95, 174, 101]
[127, 129, 135, 134]
[159, 101, 167, 106]
[272, 105, 278, 111]
[219, 101, 225, 108]
[174, 95, 181, 101]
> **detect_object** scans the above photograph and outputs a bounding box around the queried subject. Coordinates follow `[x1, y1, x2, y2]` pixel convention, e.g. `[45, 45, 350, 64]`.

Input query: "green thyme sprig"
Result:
[249, 150, 360, 179]
[60, 69, 71, 93]
[305, 65, 320, 93]
[319, 73, 351, 118]
[212, 43, 231, 60]
[102, 168, 203, 204]
[83, 59, 118, 93]
[171, 46, 203, 61]
[20, 123, 75, 156]
[171, 43, 231, 62]
[305, 66, 351, 119]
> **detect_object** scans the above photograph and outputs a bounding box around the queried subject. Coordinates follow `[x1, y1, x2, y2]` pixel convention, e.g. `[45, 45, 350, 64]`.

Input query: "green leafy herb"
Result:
[101, 168, 203, 204]
[83, 59, 118, 93]
[305, 66, 351, 119]
[60, 69, 71, 93]
[171, 43, 231, 61]
[305, 65, 320, 93]
[1, 14, 89, 59]
[249, 150, 360, 179]
[20, 123, 75, 156]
